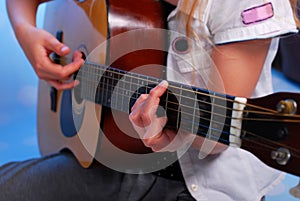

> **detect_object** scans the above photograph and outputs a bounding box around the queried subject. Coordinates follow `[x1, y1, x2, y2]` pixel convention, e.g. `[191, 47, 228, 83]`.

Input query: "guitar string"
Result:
[81, 62, 300, 118]
[238, 132, 300, 159]
[75, 74, 300, 156]
[75, 70, 300, 150]
[77, 74, 300, 155]
[78, 73, 300, 141]
[76, 64, 300, 123]
[78, 65, 298, 151]
[56, 57, 299, 118]
[53, 58, 300, 156]
[56, 57, 298, 117]
[75, 68, 300, 139]
[75, 72, 244, 144]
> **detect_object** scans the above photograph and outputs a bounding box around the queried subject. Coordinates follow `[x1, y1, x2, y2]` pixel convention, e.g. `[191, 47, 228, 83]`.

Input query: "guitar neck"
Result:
[72, 60, 300, 177]
[76, 61, 244, 147]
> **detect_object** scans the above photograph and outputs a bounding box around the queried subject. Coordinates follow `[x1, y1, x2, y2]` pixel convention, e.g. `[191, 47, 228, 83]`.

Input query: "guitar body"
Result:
[37, 0, 300, 179]
[38, 0, 167, 167]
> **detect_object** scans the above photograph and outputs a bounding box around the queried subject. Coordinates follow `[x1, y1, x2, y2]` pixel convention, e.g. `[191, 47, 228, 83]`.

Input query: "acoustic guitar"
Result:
[38, 0, 300, 177]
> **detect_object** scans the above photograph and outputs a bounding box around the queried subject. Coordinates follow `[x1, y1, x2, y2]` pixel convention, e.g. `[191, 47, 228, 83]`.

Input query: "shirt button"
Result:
[191, 184, 198, 192]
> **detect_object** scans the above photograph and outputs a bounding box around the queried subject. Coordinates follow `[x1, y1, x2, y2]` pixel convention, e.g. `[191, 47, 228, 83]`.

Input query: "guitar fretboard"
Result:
[75, 61, 236, 145]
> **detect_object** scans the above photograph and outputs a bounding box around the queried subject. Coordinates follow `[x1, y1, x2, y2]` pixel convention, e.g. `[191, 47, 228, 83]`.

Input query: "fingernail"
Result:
[74, 80, 80, 87]
[61, 46, 69, 53]
[159, 80, 168, 88]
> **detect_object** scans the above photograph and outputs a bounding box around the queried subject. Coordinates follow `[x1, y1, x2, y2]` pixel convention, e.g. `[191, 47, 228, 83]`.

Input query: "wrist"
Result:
[14, 22, 36, 42]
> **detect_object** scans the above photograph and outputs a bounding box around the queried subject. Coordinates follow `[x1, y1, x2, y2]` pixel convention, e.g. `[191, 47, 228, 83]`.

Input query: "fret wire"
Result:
[87, 63, 92, 101]
[91, 63, 97, 102]
[93, 63, 98, 101]
[134, 73, 142, 105]
[81, 65, 89, 100]
[106, 70, 111, 105]
[120, 73, 125, 112]
[102, 71, 106, 105]
[113, 69, 119, 110]
[129, 72, 133, 109]
[114, 74, 124, 110]
[88, 64, 91, 100]
[165, 84, 169, 123]
[176, 85, 183, 129]
[103, 71, 107, 105]
[192, 93, 197, 135]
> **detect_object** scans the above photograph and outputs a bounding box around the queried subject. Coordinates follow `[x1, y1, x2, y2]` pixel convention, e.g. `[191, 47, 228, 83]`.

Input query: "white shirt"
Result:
[166, 0, 298, 200]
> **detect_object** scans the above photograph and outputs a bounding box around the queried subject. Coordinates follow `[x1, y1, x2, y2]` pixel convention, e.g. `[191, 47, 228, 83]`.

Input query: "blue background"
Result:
[0, 1, 300, 200]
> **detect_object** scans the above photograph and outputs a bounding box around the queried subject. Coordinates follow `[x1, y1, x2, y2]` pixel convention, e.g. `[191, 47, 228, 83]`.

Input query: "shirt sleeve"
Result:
[207, 0, 298, 44]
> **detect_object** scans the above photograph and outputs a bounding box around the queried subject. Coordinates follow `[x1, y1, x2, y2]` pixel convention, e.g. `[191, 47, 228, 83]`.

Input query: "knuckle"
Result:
[140, 113, 151, 125]
[143, 139, 155, 147]
[140, 94, 148, 100]
[34, 62, 43, 71]
[149, 88, 158, 97]
[57, 70, 69, 79]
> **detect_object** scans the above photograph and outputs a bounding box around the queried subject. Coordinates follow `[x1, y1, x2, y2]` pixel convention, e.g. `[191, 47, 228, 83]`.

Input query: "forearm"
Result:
[6, 0, 48, 39]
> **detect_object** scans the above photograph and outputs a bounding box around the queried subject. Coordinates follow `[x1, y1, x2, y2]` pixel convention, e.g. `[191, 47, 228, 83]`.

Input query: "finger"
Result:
[150, 80, 169, 98]
[48, 79, 80, 90]
[129, 94, 149, 128]
[143, 116, 168, 140]
[130, 106, 166, 140]
[45, 33, 70, 56]
[36, 50, 83, 82]
[130, 94, 148, 113]
[156, 130, 193, 152]
[147, 129, 192, 152]
[72, 50, 84, 62]
[142, 118, 171, 151]
[50, 56, 84, 80]
[140, 81, 168, 125]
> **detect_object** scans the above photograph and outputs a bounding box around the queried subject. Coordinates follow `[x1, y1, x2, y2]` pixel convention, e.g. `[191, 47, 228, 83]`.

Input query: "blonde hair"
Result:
[177, 0, 208, 43]
[289, 0, 300, 26]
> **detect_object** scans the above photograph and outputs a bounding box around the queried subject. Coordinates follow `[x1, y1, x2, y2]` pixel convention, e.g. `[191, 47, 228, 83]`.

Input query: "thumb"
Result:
[46, 35, 70, 56]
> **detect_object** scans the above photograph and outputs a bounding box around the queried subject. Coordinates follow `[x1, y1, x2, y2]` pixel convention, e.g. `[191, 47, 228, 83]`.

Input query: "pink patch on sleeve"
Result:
[242, 2, 274, 25]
